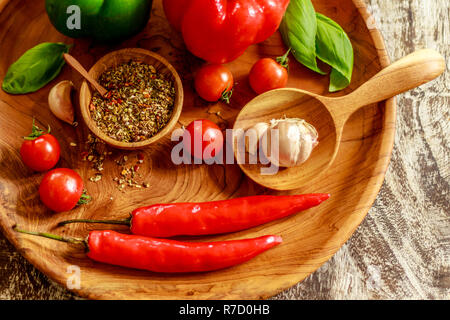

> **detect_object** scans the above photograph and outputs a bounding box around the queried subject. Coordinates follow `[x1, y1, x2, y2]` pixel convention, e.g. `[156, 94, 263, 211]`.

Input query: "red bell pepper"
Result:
[163, 0, 290, 63]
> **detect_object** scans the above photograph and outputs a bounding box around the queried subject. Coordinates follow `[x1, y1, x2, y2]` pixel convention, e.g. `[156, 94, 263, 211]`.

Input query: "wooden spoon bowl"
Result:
[79, 48, 184, 150]
[234, 49, 445, 190]
[234, 90, 337, 190]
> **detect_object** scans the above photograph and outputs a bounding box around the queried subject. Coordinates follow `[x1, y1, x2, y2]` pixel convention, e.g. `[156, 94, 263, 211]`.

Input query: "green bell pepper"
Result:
[45, 0, 153, 42]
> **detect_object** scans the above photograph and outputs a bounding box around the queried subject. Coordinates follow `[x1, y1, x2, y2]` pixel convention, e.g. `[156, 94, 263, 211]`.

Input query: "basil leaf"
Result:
[315, 13, 354, 92]
[2, 42, 71, 94]
[279, 0, 325, 75]
[279, 0, 354, 92]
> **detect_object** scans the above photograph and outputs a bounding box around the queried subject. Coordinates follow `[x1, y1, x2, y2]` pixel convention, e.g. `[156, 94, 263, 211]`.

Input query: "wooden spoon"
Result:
[63, 53, 108, 97]
[233, 49, 445, 191]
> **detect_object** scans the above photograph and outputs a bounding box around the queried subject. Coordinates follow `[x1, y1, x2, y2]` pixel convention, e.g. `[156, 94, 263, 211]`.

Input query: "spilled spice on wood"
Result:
[90, 60, 175, 143]
[82, 134, 150, 191]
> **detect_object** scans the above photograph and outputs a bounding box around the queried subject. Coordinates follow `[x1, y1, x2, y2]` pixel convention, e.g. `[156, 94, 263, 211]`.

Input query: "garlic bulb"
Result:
[48, 80, 75, 125]
[247, 118, 318, 167]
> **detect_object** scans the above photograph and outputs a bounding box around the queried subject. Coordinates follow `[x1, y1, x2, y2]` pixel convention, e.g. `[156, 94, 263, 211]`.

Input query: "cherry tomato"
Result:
[249, 50, 290, 94]
[195, 64, 233, 103]
[39, 168, 84, 212]
[183, 119, 224, 161]
[20, 121, 60, 172]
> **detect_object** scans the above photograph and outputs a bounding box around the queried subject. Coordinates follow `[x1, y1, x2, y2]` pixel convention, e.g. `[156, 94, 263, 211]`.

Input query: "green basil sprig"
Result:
[2, 42, 71, 94]
[280, 0, 354, 92]
[315, 13, 354, 92]
[279, 0, 325, 75]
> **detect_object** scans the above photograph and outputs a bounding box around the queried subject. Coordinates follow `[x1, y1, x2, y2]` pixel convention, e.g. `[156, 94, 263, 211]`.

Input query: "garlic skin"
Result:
[245, 122, 269, 155]
[48, 80, 75, 125]
[265, 118, 318, 167]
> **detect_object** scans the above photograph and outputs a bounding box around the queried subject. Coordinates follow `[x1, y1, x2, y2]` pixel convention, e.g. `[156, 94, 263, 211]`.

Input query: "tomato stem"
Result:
[220, 86, 233, 104]
[23, 118, 50, 141]
[77, 190, 91, 206]
[276, 48, 291, 70]
[13, 225, 87, 247]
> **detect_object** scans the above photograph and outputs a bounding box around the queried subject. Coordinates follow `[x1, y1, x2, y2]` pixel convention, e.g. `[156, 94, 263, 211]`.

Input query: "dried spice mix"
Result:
[90, 61, 175, 143]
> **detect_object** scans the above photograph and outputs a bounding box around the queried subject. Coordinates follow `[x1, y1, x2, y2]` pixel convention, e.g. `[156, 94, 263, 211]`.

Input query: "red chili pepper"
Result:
[59, 194, 330, 237]
[88, 231, 281, 272]
[14, 227, 281, 273]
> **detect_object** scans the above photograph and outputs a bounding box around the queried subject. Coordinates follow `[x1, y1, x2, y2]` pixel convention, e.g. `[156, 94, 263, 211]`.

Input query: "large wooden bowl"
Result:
[79, 48, 184, 150]
[0, 0, 395, 299]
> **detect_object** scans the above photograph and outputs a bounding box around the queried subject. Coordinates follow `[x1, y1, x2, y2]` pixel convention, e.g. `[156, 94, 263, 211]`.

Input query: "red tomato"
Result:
[249, 58, 288, 94]
[195, 64, 233, 102]
[39, 168, 84, 213]
[183, 119, 224, 161]
[20, 123, 60, 172]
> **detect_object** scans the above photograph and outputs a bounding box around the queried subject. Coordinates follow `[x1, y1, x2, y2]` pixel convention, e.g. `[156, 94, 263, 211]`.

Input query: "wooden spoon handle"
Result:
[333, 49, 445, 122]
[63, 53, 108, 97]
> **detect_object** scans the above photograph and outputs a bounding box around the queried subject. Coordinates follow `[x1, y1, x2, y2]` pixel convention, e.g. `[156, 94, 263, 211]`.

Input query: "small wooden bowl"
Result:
[79, 48, 183, 150]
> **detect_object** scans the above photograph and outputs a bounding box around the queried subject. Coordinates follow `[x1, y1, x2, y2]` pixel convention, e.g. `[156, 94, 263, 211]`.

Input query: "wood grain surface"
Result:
[1, 0, 396, 300]
[0, 0, 448, 300]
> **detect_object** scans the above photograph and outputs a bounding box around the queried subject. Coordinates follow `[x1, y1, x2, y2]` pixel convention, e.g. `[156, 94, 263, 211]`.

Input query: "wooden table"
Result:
[0, 0, 448, 300]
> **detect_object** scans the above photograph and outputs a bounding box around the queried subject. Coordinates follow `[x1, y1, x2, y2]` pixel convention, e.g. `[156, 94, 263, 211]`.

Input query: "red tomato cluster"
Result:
[20, 121, 86, 213]
[194, 49, 290, 103]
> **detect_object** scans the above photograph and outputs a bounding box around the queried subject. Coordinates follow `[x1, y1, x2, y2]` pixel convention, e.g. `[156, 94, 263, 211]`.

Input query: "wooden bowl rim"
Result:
[79, 48, 184, 150]
[0, 0, 397, 300]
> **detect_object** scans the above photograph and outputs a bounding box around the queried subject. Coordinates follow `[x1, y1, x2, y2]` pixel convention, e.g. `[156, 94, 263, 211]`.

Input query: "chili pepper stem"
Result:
[58, 217, 131, 227]
[13, 226, 87, 247]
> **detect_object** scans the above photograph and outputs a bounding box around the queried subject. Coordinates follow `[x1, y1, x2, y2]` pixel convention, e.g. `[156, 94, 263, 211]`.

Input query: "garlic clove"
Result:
[265, 118, 319, 167]
[245, 122, 269, 155]
[48, 80, 75, 125]
[270, 119, 301, 167]
[297, 124, 315, 165]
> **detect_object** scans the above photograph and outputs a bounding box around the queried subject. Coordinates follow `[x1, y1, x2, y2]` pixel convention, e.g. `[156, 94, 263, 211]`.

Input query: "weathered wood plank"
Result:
[1, 0, 448, 299]
[275, 0, 449, 300]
